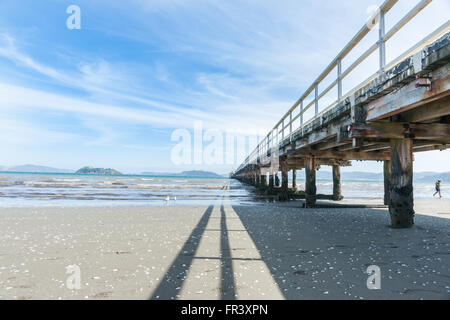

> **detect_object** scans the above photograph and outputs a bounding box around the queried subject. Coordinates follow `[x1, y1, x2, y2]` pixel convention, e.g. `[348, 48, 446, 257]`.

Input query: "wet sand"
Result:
[0, 199, 448, 300]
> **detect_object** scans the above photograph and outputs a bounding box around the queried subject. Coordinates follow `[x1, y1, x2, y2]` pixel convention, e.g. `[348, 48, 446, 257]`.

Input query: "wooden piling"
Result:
[268, 174, 274, 192]
[275, 174, 280, 188]
[260, 174, 267, 187]
[255, 172, 260, 187]
[389, 139, 415, 228]
[305, 157, 317, 208]
[383, 160, 391, 206]
[332, 165, 343, 201]
[292, 169, 297, 190]
[280, 162, 289, 201]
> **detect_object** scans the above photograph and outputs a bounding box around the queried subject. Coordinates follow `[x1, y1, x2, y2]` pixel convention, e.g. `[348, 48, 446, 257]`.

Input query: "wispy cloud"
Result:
[0, 0, 449, 171]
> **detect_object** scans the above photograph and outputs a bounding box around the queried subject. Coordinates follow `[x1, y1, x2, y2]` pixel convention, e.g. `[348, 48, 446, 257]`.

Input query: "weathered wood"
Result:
[414, 144, 449, 153]
[292, 169, 297, 190]
[293, 116, 351, 151]
[260, 174, 267, 187]
[290, 150, 390, 161]
[357, 143, 390, 153]
[268, 174, 274, 192]
[383, 160, 391, 206]
[305, 157, 317, 208]
[389, 139, 415, 228]
[255, 171, 260, 186]
[332, 165, 343, 201]
[351, 122, 450, 140]
[365, 64, 450, 121]
[231, 30, 450, 231]
[399, 96, 450, 122]
[280, 163, 289, 202]
[286, 158, 352, 167]
[316, 138, 349, 151]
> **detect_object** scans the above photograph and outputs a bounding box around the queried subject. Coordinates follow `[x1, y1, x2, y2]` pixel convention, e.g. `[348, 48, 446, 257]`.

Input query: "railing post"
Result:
[300, 100, 304, 135]
[276, 127, 279, 148]
[271, 130, 274, 149]
[281, 120, 285, 141]
[289, 111, 293, 141]
[315, 84, 319, 116]
[337, 58, 342, 102]
[379, 10, 386, 74]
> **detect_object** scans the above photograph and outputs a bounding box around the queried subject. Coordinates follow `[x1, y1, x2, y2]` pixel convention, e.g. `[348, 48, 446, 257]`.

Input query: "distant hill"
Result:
[293, 171, 450, 183]
[141, 170, 224, 178]
[0, 164, 73, 173]
[415, 172, 450, 183]
[75, 166, 122, 175]
[180, 171, 224, 178]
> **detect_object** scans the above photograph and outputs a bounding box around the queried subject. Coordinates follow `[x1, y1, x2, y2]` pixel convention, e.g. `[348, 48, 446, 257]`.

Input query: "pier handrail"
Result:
[235, 0, 449, 173]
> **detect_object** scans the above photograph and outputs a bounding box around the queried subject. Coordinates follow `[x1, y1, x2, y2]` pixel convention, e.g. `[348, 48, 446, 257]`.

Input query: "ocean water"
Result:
[0, 172, 251, 207]
[312, 180, 447, 200]
[0, 172, 446, 208]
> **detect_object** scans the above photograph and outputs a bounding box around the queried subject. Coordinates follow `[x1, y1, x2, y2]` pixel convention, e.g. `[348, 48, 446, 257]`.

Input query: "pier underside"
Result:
[234, 33, 450, 228]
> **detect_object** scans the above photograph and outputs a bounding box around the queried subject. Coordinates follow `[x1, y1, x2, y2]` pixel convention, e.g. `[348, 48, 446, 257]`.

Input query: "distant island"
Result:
[75, 166, 122, 175]
[1, 164, 448, 182]
[141, 170, 224, 178]
[0, 164, 73, 174]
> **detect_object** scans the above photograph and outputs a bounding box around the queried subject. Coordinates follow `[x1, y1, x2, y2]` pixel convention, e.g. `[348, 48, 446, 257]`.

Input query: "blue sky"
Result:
[0, 0, 449, 174]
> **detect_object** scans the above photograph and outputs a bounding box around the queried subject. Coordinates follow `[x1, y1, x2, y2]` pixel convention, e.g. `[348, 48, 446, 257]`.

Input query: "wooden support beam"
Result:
[255, 171, 260, 186]
[294, 115, 351, 150]
[260, 174, 267, 187]
[399, 96, 450, 123]
[358, 143, 390, 152]
[332, 165, 343, 201]
[316, 138, 349, 151]
[351, 122, 450, 141]
[389, 139, 415, 228]
[286, 158, 352, 167]
[280, 162, 289, 202]
[292, 169, 297, 190]
[290, 150, 390, 161]
[275, 174, 280, 188]
[383, 160, 391, 206]
[338, 143, 372, 152]
[305, 157, 317, 208]
[285, 160, 305, 167]
[365, 65, 450, 121]
[413, 144, 449, 153]
[268, 174, 274, 192]
[335, 143, 357, 151]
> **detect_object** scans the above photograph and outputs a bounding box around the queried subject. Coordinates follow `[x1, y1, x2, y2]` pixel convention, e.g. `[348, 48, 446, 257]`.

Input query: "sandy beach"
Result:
[0, 198, 449, 300]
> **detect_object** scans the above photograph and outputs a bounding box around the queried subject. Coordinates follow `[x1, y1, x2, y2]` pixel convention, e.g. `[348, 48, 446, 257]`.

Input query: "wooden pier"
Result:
[232, 0, 450, 228]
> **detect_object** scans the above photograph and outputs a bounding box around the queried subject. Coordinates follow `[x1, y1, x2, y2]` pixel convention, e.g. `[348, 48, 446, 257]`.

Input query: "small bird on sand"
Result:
[164, 196, 170, 205]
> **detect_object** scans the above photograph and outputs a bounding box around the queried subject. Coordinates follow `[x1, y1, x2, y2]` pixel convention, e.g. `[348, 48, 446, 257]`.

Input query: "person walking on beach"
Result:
[433, 179, 442, 198]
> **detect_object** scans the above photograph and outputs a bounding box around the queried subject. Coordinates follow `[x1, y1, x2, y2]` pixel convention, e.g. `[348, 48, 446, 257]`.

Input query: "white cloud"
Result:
[0, 0, 449, 170]
[0, 114, 81, 146]
[0, 82, 277, 134]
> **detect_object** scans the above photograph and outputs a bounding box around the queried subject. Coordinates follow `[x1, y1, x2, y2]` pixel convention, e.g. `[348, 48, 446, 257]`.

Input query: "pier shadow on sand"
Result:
[149, 205, 214, 300]
[150, 201, 449, 300]
[150, 203, 236, 300]
[229, 205, 450, 300]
